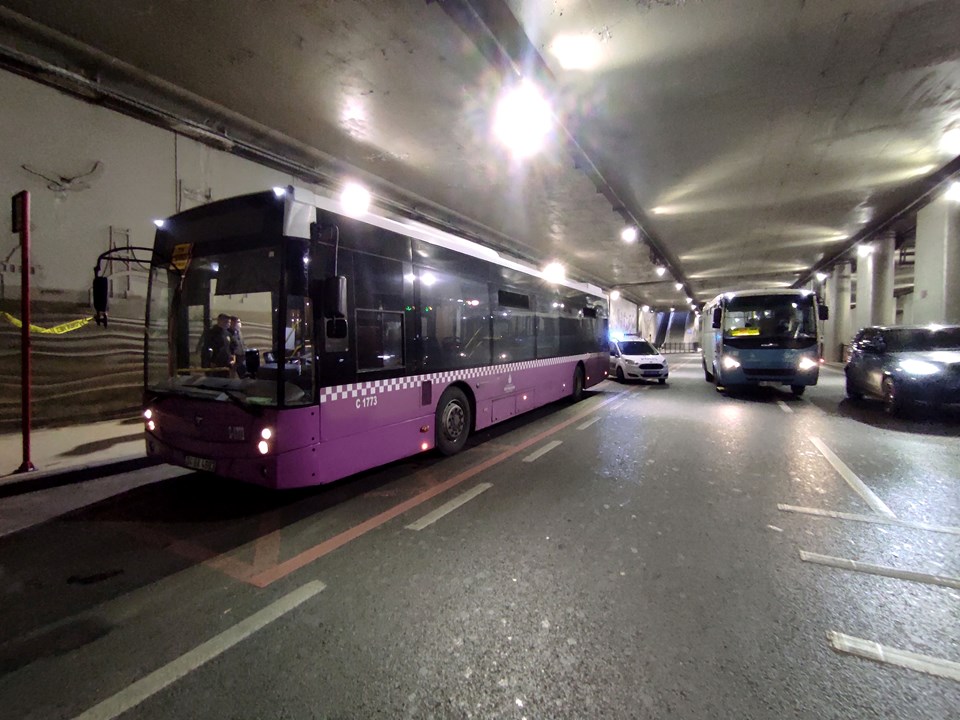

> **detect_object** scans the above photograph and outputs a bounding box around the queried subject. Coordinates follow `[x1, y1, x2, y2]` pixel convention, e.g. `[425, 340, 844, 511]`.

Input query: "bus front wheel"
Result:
[790, 384, 806, 397]
[436, 387, 471, 456]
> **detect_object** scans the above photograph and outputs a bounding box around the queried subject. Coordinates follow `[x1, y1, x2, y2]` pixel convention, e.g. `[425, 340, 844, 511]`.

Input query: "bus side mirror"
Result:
[323, 276, 347, 318]
[819, 305, 829, 321]
[712, 307, 722, 329]
[92, 275, 109, 327]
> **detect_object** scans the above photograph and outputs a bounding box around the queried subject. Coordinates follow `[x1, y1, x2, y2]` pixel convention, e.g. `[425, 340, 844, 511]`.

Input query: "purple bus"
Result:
[141, 186, 608, 489]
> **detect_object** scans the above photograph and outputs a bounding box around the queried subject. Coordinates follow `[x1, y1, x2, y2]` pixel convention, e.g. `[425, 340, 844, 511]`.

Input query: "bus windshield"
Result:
[723, 294, 817, 342]
[145, 243, 314, 407]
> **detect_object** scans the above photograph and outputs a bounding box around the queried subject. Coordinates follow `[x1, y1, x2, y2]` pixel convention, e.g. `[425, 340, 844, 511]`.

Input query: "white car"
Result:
[609, 337, 669, 383]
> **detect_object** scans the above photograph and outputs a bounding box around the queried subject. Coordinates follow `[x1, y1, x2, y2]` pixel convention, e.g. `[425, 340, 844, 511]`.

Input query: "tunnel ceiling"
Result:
[1, 0, 959, 309]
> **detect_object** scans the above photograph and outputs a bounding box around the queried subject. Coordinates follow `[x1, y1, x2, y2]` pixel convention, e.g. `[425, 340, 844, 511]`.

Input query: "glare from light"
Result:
[945, 181, 960, 203]
[258, 440, 269, 455]
[493, 80, 553, 159]
[610, 330, 625, 341]
[550, 34, 602, 71]
[303, 255, 310, 266]
[690, 304, 696, 310]
[675, 283, 683, 291]
[272, 186, 288, 198]
[421, 272, 437, 286]
[260, 428, 273, 440]
[421, 442, 429, 451]
[404, 273, 415, 283]
[340, 182, 371, 217]
[543, 262, 566, 284]
[610, 290, 621, 301]
[143, 409, 153, 420]
[655, 267, 666, 277]
[620, 227, 638, 243]
[941, 128, 960, 155]
[152, 219, 165, 228]
[641, 305, 650, 312]
[816, 272, 828, 282]
[900, 358, 940, 376]
[670, 307, 676, 312]
[210, 262, 220, 272]
[798, 356, 819, 371]
[685, 297, 692, 303]
[147, 420, 156, 432]
[857, 244, 874, 257]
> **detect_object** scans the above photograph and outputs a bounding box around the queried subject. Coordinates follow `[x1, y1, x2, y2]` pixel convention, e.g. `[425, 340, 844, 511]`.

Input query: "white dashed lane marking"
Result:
[799, 550, 960, 590]
[522, 440, 563, 463]
[828, 632, 960, 682]
[405, 483, 493, 531]
[809, 437, 895, 518]
[777, 504, 960, 536]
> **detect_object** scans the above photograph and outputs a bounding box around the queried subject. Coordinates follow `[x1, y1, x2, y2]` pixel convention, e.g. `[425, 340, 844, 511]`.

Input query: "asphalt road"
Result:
[0, 354, 957, 719]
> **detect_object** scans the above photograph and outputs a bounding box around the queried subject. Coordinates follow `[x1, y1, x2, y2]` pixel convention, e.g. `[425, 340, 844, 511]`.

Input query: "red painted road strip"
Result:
[248, 390, 625, 587]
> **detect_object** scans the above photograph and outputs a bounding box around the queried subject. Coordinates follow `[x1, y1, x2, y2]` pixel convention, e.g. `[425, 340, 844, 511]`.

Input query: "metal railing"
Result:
[657, 342, 700, 354]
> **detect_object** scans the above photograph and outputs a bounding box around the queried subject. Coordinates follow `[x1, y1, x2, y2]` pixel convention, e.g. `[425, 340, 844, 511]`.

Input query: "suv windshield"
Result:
[146, 244, 314, 407]
[620, 340, 657, 355]
[883, 327, 960, 352]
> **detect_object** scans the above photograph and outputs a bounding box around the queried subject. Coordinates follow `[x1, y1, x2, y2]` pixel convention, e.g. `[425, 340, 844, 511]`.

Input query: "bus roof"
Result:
[286, 186, 605, 299]
[704, 288, 816, 306]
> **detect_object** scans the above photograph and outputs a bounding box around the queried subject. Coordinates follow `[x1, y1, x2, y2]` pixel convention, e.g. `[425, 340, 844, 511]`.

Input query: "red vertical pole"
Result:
[14, 191, 35, 473]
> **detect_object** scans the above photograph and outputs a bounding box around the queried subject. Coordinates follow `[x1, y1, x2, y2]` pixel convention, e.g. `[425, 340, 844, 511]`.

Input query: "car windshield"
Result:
[883, 327, 960, 352]
[620, 340, 657, 355]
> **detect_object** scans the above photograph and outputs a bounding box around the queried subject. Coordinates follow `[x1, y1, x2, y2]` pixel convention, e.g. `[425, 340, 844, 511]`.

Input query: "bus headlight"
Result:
[798, 356, 819, 371]
[257, 440, 270, 455]
[260, 427, 273, 440]
[721, 355, 741, 370]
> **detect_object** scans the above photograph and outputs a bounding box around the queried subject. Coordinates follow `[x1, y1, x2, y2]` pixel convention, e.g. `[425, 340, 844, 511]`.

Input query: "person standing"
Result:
[228, 315, 248, 377]
[198, 313, 232, 370]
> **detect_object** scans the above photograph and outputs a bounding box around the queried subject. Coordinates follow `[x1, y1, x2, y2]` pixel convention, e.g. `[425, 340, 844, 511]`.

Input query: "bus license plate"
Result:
[185, 455, 216, 472]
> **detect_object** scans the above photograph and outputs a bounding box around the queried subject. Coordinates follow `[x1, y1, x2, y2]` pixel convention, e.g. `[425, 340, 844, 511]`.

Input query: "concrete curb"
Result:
[0, 454, 160, 498]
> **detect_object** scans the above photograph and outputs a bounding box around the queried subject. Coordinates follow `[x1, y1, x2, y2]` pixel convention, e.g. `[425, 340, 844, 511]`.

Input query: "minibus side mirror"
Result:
[712, 307, 722, 329]
[818, 305, 829, 321]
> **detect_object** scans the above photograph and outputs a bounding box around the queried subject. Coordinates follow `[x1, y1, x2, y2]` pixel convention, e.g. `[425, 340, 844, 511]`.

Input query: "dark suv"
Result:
[844, 324, 960, 415]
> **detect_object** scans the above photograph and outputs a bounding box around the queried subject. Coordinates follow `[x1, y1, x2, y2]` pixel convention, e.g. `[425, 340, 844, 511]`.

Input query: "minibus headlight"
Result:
[798, 356, 819, 371]
[721, 355, 741, 370]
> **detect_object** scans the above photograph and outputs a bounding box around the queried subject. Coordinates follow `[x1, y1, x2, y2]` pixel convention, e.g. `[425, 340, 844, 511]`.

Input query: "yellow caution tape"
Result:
[2, 311, 93, 334]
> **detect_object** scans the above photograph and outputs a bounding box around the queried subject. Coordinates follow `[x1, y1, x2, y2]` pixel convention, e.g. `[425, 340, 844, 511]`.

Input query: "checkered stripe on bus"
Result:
[319, 354, 598, 404]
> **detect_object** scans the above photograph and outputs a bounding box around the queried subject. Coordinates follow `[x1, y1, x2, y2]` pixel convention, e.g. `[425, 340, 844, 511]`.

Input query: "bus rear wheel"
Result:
[436, 387, 471, 456]
[571, 366, 585, 402]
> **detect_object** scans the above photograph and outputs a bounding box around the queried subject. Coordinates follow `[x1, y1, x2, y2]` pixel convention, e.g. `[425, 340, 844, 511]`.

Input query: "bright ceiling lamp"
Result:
[542, 261, 566, 284]
[550, 34, 601, 71]
[610, 290, 621, 301]
[816, 272, 828, 282]
[655, 266, 666, 277]
[340, 182, 371, 217]
[675, 282, 683, 291]
[493, 80, 553, 159]
[621, 226, 638, 243]
[857, 243, 874, 257]
[946, 181, 960, 202]
[940, 128, 960, 156]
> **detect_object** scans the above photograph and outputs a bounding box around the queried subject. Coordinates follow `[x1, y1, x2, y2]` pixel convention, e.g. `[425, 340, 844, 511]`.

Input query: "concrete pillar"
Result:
[871, 230, 896, 326]
[901, 292, 914, 325]
[825, 263, 852, 362]
[914, 192, 960, 324]
[854, 252, 872, 333]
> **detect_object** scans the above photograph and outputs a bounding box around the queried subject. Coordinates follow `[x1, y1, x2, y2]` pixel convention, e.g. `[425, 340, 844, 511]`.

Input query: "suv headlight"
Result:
[899, 359, 940, 376]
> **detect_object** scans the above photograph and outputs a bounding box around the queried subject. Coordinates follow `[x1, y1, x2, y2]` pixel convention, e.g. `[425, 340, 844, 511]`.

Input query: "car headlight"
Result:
[798, 356, 819, 371]
[899, 359, 940, 376]
[624, 359, 637, 365]
[722, 355, 741, 370]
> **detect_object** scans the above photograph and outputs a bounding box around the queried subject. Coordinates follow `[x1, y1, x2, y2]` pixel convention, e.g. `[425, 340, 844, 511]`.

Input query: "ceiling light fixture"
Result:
[816, 272, 828, 282]
[610, 290, 621, 301]
[542, 261, 566, 284]
[620, 227, 638, 243]
[493, 79, 553, 159]
[946, 181, 960, 203]
[655, 267, 666, 277]
[340, 181, 371, 216]
[857, 244, 874, 257]
[675, 282, 683, 291]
